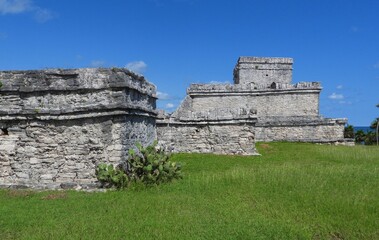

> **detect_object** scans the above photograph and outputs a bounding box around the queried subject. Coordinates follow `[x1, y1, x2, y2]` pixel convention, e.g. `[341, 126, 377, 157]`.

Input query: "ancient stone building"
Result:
[157, 57, 351, 154]
[0, 56, 352, 189]
[0, 68, 157, 189]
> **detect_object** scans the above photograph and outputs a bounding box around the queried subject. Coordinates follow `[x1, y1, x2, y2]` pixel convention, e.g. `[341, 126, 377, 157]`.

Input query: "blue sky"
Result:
[1, 0, 378, 126]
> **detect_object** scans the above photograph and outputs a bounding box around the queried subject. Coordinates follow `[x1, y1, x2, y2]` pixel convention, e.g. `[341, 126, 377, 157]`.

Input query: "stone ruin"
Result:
[0, 68, 157, 189]
[157, 57, 352, 154]
[157, 108, 257, 155]
[0, 56, 352, 189]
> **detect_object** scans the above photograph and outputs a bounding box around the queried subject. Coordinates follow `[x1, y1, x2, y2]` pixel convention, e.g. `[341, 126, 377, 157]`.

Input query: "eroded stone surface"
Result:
[0, 68, 157, 189]
[157, 108, 257, 155]
[234, 57, 293, 85]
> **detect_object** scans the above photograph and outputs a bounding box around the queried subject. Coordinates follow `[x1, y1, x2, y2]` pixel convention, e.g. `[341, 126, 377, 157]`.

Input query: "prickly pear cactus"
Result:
[127, 141, 182, 185]
[96, 141, 182, 189]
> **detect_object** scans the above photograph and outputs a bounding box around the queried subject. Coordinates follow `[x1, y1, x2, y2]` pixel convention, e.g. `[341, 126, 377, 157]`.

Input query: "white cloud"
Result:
[328, 93, 344, 100]
[126, 61, 147, 74]
[34, 7, 54, 22]
[336, 85, 343, 89]
[90, 60, 105, 67]
[0, 0, 55, 22]
[165, 103, 175, 109]
[0, 0, 31, 14]
[338, 100, 352, 105]
[157, 91, 170, 100]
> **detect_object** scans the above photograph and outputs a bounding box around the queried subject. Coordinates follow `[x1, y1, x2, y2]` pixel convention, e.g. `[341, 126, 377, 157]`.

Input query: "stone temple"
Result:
[157, 57, 350, 154]
[0, 56, 351, 189]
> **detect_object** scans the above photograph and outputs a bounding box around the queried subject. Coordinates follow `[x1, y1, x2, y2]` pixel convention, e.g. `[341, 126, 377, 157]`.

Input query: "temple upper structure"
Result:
[156, 56, 353, 155]
[234, 57, 293, 85]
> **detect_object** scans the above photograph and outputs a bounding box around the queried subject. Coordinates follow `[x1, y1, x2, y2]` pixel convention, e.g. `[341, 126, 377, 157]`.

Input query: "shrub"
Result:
[125, 142, 182, 185]
[95, 163, 128, 189]
[96, 141, 182, 189]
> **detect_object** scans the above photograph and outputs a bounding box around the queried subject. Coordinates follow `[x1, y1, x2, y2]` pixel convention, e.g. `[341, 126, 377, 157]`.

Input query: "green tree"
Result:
[364, 131, 376, 145]
[344, 125, 354, 138]
[370, 119, 378, 129]
[355, 130, 366, 144]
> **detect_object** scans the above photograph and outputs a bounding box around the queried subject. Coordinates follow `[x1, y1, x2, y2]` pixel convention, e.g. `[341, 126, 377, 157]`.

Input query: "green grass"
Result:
[1, 143, 378, 239]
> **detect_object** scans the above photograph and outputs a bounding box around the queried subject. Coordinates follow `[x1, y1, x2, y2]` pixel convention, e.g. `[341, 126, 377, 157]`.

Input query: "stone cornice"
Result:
[0, 68, 157, 98]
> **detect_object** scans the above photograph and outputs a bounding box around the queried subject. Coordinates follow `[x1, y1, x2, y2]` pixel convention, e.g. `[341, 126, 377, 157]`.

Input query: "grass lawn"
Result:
[0, 142, 378, 239]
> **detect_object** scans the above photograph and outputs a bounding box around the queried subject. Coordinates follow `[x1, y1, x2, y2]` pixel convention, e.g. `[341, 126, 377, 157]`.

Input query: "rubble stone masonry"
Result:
[0, 68, 157, 189]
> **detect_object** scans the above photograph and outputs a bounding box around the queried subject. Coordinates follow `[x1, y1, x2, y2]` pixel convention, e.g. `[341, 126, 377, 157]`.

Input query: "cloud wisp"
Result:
[374, 62, 379, 69]
[0, 0, 55, 22]
[338, 100, 352, 105]
[126, 61, 147, 74]
[0, 0, 30, 14]
[165, 103, 175, 109]
[328, 93, 344, 100]
[156, 90, 180, 111]
[157, 91, 171, 100]
[34, 7, 55, 22]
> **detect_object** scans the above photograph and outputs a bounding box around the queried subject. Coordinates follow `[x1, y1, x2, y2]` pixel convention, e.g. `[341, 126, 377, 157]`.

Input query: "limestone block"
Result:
[0, 144, 15, 152]
[30, 158, 40, 164]
[58, 173, 77, 178]
[15, 172, 29, 179]
[40, 174, 54, 180]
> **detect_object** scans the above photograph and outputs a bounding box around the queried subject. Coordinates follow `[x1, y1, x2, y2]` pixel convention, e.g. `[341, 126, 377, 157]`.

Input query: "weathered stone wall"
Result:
[159, 56, 350, 147]
[233, 57, 293, 85]
[0, 68, 157, 189]
[157, 109, 257, 155]
[157, 123, 256, 155]
[182, 83, 321, 118]
[255, 117, 347, 142]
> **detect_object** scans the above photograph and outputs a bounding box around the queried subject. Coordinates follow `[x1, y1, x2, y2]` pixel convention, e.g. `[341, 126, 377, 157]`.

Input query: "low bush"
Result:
[95, 163, 128, 189]
[125, 142, 182, 185]
[96, 141, 182, 189]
